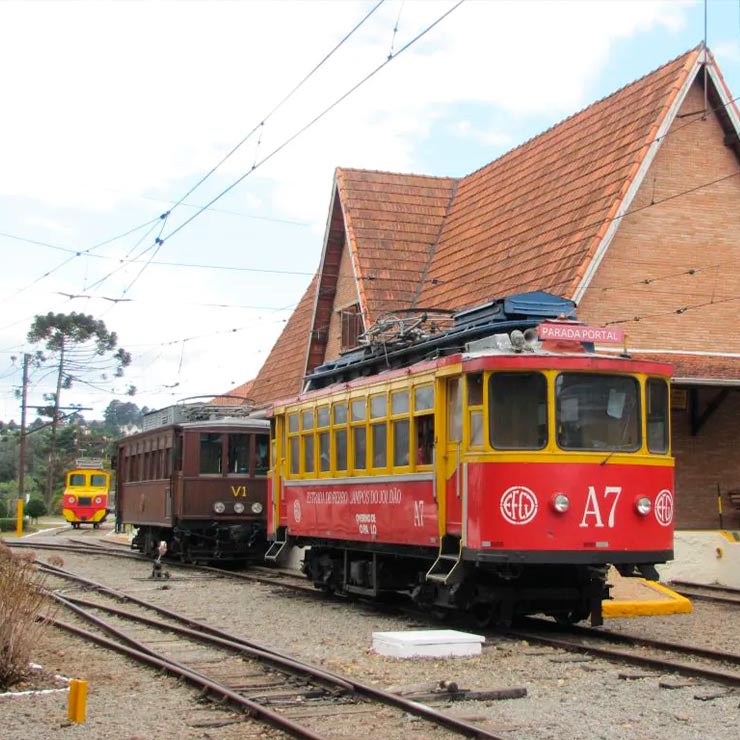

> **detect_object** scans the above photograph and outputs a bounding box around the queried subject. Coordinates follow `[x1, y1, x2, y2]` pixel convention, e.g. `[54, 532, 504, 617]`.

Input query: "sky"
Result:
[1, 0, 739, 422]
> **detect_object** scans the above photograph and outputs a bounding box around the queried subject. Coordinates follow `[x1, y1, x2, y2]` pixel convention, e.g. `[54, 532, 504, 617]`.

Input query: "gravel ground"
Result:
[2, 534, 739, 740]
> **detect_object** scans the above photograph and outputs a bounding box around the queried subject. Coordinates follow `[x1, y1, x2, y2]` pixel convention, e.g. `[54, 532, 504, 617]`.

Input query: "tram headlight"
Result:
[233, 502, 245, 514]
[94, 496, 102, 505]
[251, 502, 263, 514]
[213, 501, 226, 514]
[636, 497, 652, 515]
[551, 494, 570, 513]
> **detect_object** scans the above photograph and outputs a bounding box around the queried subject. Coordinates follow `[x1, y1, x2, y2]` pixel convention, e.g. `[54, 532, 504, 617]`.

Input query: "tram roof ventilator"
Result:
[305, 290, 577, 390]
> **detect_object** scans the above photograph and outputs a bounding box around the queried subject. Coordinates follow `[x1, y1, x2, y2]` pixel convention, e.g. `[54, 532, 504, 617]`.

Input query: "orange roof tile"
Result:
[418, 47, 702, 310]
[210, 379, 255, 406]
[249, 276, 317, 405]
[336, 168, 458, 323]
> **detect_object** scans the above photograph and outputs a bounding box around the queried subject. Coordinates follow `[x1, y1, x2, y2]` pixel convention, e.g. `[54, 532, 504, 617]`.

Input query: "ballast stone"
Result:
[372, 629, 484, 659]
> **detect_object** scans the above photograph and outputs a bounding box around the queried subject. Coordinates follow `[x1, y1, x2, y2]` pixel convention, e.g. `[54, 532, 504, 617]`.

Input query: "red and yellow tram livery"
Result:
[62, 460, 111, 528]
[267, 291, 674, 625]
[116, 408, 270, 561]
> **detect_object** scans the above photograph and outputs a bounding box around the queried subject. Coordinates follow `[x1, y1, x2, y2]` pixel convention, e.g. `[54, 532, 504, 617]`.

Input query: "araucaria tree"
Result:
[27, 312, 132, 504]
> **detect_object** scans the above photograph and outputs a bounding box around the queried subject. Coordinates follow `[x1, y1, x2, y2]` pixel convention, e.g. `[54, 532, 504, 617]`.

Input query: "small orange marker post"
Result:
[15, 499, 23, 537]
[67, 679, 87, 723]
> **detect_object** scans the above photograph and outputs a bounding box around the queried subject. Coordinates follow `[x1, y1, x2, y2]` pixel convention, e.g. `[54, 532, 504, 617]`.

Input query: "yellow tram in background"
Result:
[62, 458, 111, 529]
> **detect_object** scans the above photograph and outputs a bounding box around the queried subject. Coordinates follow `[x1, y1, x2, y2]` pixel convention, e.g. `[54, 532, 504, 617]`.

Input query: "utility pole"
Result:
[17, 353, 30, 537]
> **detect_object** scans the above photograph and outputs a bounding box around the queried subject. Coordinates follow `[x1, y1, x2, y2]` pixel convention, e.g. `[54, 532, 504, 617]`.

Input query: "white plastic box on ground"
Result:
[372, 629, 484, 659]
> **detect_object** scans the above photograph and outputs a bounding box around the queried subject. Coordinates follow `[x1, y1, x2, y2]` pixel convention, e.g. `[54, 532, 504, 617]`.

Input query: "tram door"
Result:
[441, 375, 463, 537]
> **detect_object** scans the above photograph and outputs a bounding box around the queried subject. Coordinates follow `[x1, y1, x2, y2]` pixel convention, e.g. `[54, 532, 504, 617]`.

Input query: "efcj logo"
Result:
[500, 485, 538, 525]
[654, 489, 673, 527]
[293, 499, 302, 524]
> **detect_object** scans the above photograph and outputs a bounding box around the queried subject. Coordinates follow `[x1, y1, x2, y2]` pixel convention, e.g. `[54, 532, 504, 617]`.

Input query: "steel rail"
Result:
[518, 617, 740, 668]
[4, 540, 143, 560]
[507, 623, 740, 687]
[46, 615, 328, 740]
[53, 593, 356, 691]
[668, 582, 740, 606]
[42, 563, 506, 740]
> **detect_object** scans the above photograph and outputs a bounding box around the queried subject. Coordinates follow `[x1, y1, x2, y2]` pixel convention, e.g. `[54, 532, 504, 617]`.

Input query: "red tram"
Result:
[116, 405, 270, 561]
[266, 292, 674, 625]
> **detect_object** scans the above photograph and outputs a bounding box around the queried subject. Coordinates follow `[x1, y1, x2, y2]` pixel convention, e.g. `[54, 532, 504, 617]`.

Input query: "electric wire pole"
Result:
[17, 353, 30, 536]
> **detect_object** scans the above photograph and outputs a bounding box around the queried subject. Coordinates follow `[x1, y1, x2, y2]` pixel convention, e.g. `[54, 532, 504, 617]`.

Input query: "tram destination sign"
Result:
[537, 323, 624, 344]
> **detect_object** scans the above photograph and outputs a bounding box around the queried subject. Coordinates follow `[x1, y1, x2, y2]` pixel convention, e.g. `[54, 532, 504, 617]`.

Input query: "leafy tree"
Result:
[25, 498, 47, 522]
[27, 312, 132, 505]
[103, 400, 147, 437]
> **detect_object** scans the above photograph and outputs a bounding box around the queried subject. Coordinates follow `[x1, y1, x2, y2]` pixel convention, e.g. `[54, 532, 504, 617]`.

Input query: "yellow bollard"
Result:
[67, 679, 87, 723]
[16, 499, 23, 537]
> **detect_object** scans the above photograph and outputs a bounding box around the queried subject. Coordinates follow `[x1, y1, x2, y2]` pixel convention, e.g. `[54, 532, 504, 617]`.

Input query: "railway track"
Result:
[669, 580, 740, 607]
[13, 535, 740, 698]
[506, 617, 740, 688]
[39, 562, 505, 740]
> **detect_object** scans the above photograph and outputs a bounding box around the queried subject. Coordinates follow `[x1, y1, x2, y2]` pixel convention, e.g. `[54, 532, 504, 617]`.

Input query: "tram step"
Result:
[265, 527, 288, 562]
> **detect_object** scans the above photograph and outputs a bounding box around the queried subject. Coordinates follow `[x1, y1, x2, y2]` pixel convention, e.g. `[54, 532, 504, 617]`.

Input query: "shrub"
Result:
[0, 543, 52, 690]
[0, 517, 29, 532]
[52, 495, 64, 516]
[25, 498, 47, 521]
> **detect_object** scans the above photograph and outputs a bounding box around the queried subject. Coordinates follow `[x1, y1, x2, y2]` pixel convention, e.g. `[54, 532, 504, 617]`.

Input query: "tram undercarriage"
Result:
[302, 544, 612, 626]
[131, 521, 266, 562]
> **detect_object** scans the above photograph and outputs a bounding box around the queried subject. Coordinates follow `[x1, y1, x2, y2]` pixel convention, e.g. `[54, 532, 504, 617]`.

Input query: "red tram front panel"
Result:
[282, 476, 438, 546]
[463, 461, 673, 555]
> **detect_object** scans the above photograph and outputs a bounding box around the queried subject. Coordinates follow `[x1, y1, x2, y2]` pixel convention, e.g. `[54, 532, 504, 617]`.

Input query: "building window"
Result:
[341, 303, 363, 350]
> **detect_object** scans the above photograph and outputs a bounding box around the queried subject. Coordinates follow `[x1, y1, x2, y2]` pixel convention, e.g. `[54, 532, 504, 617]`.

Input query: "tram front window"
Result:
[556, 374, 640, 451]
[200, 433, 223, 474]
[489, 373, 547, 450]
[70, 474, 85, 486]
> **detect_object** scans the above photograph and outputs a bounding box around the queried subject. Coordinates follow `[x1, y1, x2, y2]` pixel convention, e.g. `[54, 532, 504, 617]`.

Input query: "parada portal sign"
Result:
[537, 323, 624, 344]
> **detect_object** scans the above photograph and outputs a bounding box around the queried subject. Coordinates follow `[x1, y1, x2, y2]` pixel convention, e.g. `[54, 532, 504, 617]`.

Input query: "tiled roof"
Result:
[249, 47, 734, 405]
[210, 379, 255, 406]
[336, 168, 458, 323]
[249, 276, 317, 405]
[418, 47, 701, 310]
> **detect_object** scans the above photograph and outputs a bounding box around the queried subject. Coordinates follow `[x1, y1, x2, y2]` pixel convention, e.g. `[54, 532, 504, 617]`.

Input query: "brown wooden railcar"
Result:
[116, 415, 270, 561]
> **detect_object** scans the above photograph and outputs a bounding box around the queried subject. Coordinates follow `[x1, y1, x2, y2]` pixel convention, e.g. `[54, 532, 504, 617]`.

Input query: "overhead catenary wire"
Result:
[164, 0, 386, 218]
[160, 1, 466, 244]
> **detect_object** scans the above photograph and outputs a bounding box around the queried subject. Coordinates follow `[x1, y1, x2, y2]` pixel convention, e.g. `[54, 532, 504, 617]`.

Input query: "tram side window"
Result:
[200, 433, 223, 474]
[647, 378, 669, 454]
[70, 473, 85, 486]
[447, 377, 462, 443]
[351, 398, 367, 471]
[556, 374, 640, 451]
[317, 405, 330, 473]
[255, 434, 270, 474]
[228, 434, 250, 474]
[333, 402, 348, 472]
[414, 384, 435, 466]
[302, 409, 315, 474]
[490, 373, 547, 450]
[391, 390, 410, 467]
[467, 373, 484, 447]
[288, 413, 299, 475]
[370, 393, 387, 469]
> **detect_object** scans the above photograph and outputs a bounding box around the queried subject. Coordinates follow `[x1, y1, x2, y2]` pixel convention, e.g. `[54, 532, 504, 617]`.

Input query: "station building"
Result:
[228, 46, 740, 535]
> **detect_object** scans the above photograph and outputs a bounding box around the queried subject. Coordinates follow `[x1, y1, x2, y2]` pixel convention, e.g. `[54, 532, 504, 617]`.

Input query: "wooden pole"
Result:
[16, 353, 30, 537]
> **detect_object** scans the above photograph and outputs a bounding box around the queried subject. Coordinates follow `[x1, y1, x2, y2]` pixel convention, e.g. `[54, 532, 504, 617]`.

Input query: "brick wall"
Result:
[672, 388, 740, 529]
[580, 78, 740, 529]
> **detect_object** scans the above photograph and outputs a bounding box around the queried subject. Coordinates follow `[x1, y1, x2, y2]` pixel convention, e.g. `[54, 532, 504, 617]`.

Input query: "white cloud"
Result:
[0, 0, 696, 418]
